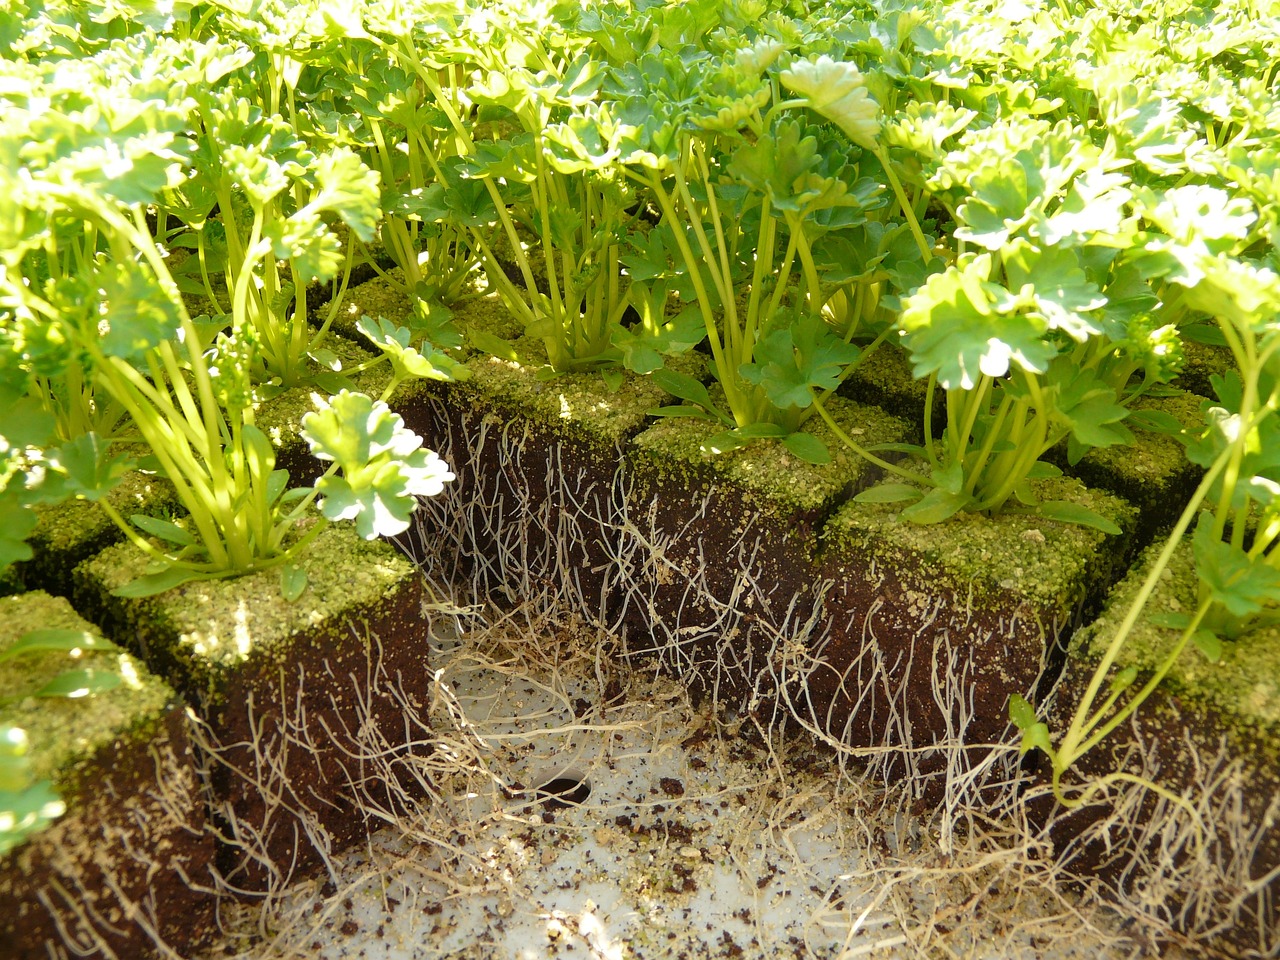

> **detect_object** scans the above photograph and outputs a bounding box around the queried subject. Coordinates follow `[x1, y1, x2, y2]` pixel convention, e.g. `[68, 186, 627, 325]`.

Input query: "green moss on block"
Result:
[839, 340, 930, 435]
[0, 592, 173, 792]
[630, 396, 910, 518]
[72, 522, 420, 706]
[1052, 390, 1204, 539]
[457, 339, 668, 453]
[823, 476, 1137, 614]
[21, 471, 178, 597]
[1073, 541, 1280, 749]
[1173, 339, 1235, 398]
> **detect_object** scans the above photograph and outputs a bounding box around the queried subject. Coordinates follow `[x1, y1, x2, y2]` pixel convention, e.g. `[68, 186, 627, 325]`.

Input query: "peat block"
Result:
[615, 399, 910, 716]
[389, 293, 669, 615]
[0, 592, 215, 959]
[70, 524, 430, 890]
[1041, 542, 1280, 957]
[19, 471, 177, 598]
[814, 478, 1136, 793]
[1046, 390, 1205, 546]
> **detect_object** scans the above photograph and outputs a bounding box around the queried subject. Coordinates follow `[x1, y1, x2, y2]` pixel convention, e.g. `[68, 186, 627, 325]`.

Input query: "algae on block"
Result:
[810, 476, 1136, 796]
[71, 522, 430, 890]
[0, 591, 216, 960]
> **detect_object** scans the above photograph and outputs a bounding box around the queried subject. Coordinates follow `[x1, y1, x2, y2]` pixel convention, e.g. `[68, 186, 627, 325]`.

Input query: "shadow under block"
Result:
[1042, 542, 1279, 957]
[0, 592, 216, 960]
[70, 524, 430, 890]
[814, 479, 1136, 792]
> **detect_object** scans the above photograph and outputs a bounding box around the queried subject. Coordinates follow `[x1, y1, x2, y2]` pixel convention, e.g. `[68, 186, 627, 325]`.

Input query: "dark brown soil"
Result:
[0, 707, 218, 960]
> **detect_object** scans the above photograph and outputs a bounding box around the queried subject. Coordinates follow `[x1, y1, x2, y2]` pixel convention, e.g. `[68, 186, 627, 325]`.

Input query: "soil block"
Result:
[814, 477, 1136, 795]
[18, 470, 177, 598]
[70, 523, 431, 890]
[838, 340, 934, 440]
[1046, 390, 1205, 546]
[1040, 541, 1279, 957]
[0, 592, 216, 959]
[371, 284, 675, 619]
[613, 399, 911, 718]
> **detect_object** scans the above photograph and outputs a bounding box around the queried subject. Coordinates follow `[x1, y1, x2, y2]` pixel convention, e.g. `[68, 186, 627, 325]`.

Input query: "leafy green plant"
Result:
[0, 627, 134, 854]
[1011, 216, 1280, 807]
[0, 34, 458, 598]
[610, 43, 916, 461]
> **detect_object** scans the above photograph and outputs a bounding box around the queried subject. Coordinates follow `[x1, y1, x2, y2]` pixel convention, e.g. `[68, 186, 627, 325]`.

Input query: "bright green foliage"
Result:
[301, 390, 455, 539]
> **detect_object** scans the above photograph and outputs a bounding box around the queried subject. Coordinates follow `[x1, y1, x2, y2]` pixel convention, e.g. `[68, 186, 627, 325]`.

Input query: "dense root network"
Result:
[393, 425, 1276, 958]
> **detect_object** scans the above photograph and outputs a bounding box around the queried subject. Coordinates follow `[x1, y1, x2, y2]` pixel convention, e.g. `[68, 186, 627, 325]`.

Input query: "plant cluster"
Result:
[1, 0, 1279, 820]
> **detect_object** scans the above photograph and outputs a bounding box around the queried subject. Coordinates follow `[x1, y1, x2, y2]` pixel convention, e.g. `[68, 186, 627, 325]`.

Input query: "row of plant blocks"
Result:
[340, 278, 1274, 953]
[2, 523, 431, 956]
[380, 325, 1134, 781]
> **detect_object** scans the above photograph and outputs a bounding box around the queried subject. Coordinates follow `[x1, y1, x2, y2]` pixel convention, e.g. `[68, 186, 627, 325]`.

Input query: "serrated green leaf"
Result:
[1193, 519, 1280, 618]
[779, 56, 880, 150]
[43, 434, 133, 503]
[0, 629, 119, 662]
[740, 314, 860, 410]
[900, 254, 1054, 390]
[311, 147, 381, 243]
[0, 494, 38, 571]
[32, 668, 122, 699]
[1034, 500, 1122, 535]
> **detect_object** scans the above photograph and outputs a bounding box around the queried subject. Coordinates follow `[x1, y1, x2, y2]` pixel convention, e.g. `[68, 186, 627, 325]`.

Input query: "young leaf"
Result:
[1193, 519, 1280, 618]
[303, 391, 455, 539]
[899, 254, 1054, 390]
[32, 668, 122, 699]
[468, 330, 520, 363]
[783, 431, 831, 464]
[1008, 694, 1054, 759]
[1035, 501, 1122, 535]
[853, 483, 924, 505]
[779, 56, 880, 150]
[900, 487, 972, 525]
[650, 369, 730, 423]
[739, 316, 860, 410]
[130, 515, 196, 547]
[111, 566, 203, 598]
[280, 563, 308, 602]
[1191, 629, 1223, 664]
[0, 629, 120, 664]
[1108, 665, 1139, 694]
